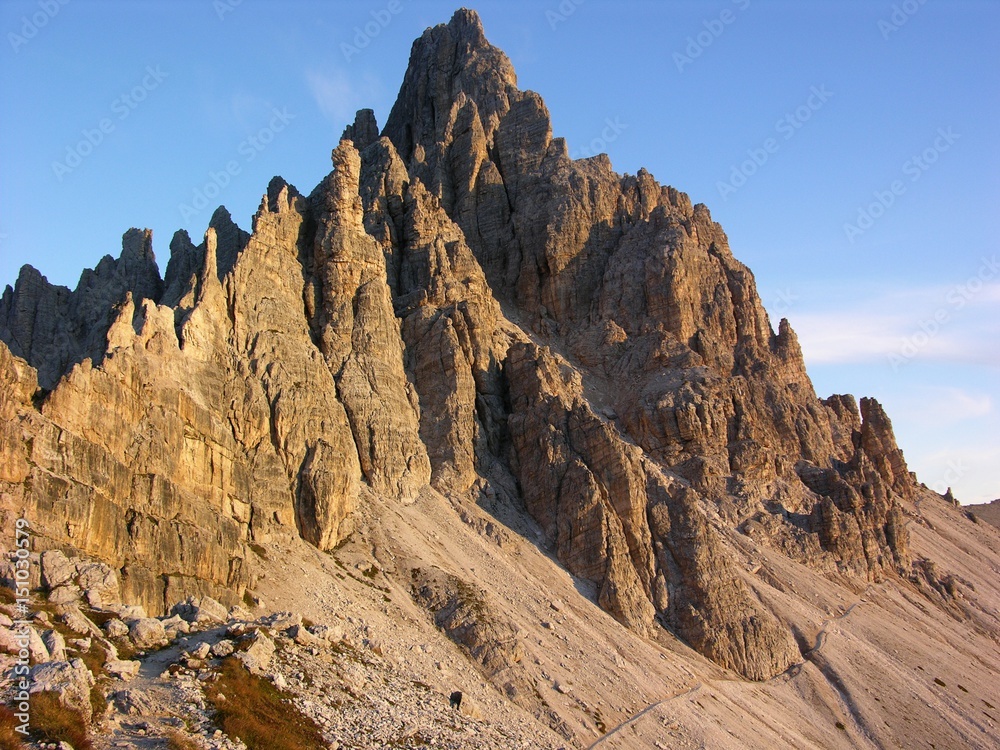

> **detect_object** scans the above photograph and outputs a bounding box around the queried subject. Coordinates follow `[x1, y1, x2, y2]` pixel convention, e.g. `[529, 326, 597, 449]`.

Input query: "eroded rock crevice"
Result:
[0, 9, 917, 681]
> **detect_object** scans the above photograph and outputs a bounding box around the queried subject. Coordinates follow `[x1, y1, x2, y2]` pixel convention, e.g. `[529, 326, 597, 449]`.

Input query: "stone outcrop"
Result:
[310, 141, 430, 500]
[506, 342, 800, 679]
[0, 9, 919, 680]
[0, 228, 162, 390]
[411, 566, 527, 689]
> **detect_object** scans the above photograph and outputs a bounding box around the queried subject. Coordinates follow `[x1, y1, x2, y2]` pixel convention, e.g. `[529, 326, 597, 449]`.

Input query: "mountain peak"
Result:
[383, 7, 517, 163]
[2, 11, 997, 749]
[448, 7, 487, 44]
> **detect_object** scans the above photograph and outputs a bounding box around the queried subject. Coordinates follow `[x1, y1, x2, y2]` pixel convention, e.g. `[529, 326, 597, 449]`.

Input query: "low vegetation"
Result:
[0, 706, 25, 750]
[20, 595, 110, 723]
[166, 730, 204, 750]
[204, 657, 325, 750]
[27, 692, 93, 750]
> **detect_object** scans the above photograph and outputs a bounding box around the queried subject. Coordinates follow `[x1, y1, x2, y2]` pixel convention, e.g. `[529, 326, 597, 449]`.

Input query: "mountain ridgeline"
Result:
[1, 9, 941, 687]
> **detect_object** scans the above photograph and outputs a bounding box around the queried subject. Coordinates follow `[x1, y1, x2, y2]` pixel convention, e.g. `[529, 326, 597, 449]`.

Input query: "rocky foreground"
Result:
[2, 8, 1000, 749]
[4, 482, 1000, 749]
[2, 545, 564, 749]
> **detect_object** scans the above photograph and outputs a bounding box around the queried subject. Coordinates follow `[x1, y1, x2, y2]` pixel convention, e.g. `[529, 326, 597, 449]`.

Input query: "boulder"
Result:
[77, 561, 121, 607]
[236, 631, 275, 673]
[40, 550, 76, 589]
[69, 637, 92, 652]
[28, 627, 50, 663]
[160, 614, 191, 635]
[43, 629, 67, 661]
[210, 639, 235, 657]
[110, 604, 148, 622]
[307, 623, 344, 643]
[287, 624, 321, 648]
[128, 618, 167, 650]
[264, 611, 301, 631]
[30, 659, 95, 721]
[173, 596, 229, 625]
[228, 605, 254, 621]
[102, 618, 129, 638]
[56, 604, 103, 637]
[104, 659, 141, 680]
[47, 584, 81, 605]
[0, 625, 23, 655]
[94, 636, 119, 662]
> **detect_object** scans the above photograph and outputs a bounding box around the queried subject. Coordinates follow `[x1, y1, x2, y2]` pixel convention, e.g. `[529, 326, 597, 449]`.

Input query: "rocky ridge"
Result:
[967, 499, 1000, 529]
[2, 9, 999, 749]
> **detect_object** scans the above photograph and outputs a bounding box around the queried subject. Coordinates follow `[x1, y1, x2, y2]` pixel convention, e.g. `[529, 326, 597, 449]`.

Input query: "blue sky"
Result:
[1, 0, 997, 503]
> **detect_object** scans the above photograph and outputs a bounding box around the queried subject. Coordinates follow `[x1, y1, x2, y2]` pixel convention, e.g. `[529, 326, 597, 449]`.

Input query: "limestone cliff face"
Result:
[0, 229, 162, 391]
[0, 10, 917, 679]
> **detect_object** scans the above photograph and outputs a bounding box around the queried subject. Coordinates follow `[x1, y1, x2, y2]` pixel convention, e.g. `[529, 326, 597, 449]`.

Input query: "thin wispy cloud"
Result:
[915, 444, 1000, 503]
[783, 281, 1000, 368]
[229, 91, 278, 131]
[306, 68, 383, 127]
[898, 386, 993, 424]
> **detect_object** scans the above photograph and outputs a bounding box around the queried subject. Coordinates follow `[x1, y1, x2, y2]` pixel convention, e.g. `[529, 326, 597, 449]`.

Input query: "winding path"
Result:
[807, 588, 872, 656]
[587, 683, 703, 748]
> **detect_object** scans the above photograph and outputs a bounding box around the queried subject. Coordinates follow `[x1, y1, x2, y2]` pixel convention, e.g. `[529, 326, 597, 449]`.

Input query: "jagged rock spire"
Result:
[0, 8, 922, 687]
[383, 8, 518, 163]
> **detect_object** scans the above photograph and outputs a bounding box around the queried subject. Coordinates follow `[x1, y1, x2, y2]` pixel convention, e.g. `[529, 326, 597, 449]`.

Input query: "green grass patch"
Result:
[205, 657, 325, 750]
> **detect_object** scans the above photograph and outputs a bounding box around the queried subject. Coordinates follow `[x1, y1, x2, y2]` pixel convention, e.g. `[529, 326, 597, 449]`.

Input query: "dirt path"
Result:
[587, 683, 704, 748]
[93, 627, 229, 749]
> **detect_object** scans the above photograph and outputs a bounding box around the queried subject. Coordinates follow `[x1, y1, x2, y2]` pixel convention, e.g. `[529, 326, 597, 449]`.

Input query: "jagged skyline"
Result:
[1, 1, 997, 502]
[2, 10, 999, 747]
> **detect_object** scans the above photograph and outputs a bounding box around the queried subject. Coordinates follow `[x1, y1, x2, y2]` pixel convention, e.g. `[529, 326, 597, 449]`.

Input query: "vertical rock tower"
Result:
[1, 10, 914, 680]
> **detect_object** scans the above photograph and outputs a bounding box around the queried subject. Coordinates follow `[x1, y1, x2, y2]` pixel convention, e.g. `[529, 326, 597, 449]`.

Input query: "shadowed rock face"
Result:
[0, 10, 913, 677]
